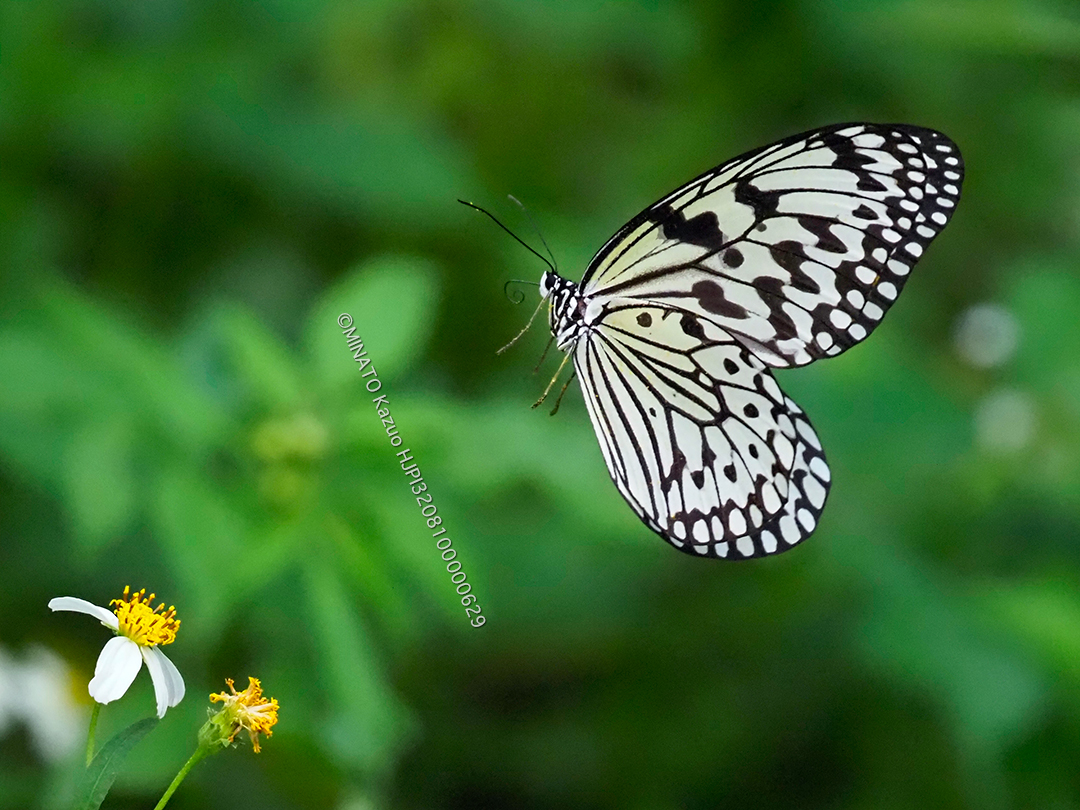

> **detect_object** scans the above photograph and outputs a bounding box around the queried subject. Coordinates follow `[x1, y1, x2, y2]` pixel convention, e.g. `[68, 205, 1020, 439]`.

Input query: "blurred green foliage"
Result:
[3, 0, 1080, 808]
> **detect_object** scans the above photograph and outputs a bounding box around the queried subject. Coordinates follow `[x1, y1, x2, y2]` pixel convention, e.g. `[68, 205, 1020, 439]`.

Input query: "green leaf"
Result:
[303, 557, 413, 774]
[855, 1, 1080, 58]
[75, 718, 158, 810]
[1009, 263, 1080, 391]
[63, 419, 137, 550]
[194, 87, 472, 225]
[305, 255, 440, 390]
[980, 580, 1080, 684]
[211, 303, 304, 410]
[151, 467, 252, 633]
[36, 282, 222, 452]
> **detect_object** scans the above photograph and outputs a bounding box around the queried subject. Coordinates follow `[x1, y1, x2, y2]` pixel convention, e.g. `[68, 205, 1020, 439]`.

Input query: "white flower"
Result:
[0, 645, 87, 761]
[48, 587, 185, 718]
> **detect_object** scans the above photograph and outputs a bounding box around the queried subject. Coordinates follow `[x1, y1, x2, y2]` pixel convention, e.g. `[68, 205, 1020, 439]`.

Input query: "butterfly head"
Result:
[539, 270, 585, 351]
[538, 270, 556, 300]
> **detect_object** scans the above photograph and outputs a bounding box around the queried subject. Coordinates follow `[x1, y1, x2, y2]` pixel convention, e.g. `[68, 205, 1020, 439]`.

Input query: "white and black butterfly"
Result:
[525, 123, 963, 559]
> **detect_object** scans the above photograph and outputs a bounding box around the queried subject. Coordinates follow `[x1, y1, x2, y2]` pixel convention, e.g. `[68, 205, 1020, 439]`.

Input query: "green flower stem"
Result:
[85, 702, 101, 766]
[152, 743, 214, 810]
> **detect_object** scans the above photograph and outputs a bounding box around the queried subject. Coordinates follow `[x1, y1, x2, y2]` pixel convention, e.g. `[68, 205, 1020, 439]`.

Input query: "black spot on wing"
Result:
[690, 280, 748, 319]
[768, 307, 800, 344]
[702, 439, 717, 468]
[765, 242, 821, 294]
[734, 176, 783, 220]
[856, 173, 887, 193]
[798, 216, 847, 254]
[652, 204, 726, 250]
[663, 449, 687, 494]
[636, 312, 652, 327]
[753, 276, 799, 340]
[820, 133, 877, 172]
[680, 314, 706, 340]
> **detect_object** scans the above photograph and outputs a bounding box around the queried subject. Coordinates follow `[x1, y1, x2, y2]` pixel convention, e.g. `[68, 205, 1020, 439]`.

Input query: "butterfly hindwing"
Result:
[574, 301, 830, 558]
[579, 123, 963, 367]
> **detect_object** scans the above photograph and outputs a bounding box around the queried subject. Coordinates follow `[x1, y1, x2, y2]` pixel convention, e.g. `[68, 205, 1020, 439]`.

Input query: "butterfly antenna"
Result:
[497, 297, 545, 355]
[508, 194, 558, 274]
[458, 199, 555, 274]
[503, 278, 539, 304]
[533, 353, 572, 409]
[548, 369, 576, 416]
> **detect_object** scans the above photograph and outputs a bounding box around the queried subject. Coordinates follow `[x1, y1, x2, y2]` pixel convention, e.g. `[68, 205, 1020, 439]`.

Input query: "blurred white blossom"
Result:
[0, 645, 85, 762]
[975, 388, 1037, 453]
[954, 303, 1020, 369]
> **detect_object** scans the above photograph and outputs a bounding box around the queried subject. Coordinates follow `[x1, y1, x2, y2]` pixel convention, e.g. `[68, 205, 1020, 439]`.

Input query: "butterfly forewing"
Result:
[580, 123, 963, 368]
[575, 302, 830, 558]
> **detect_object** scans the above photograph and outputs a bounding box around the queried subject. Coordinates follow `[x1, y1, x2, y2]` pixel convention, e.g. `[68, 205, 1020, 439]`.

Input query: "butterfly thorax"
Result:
[540, 270, 588, 352]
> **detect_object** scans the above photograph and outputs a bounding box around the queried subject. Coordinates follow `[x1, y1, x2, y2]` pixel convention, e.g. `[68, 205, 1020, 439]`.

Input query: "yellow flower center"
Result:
[110, 586, 180, 647]
[209, 677, 279, 753]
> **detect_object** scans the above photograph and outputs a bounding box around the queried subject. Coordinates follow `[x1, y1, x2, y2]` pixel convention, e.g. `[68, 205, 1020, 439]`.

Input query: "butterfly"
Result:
[519, 123, 962, 559]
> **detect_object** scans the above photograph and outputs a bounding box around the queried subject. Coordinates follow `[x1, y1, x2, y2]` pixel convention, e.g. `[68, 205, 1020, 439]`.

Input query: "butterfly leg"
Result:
[533, 336, 555, 373]
[548, 369, 577, 416]
[532, 352, 572, 409]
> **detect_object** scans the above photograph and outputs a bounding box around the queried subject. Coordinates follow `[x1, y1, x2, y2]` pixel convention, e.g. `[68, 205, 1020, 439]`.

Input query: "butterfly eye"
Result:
[539, 271, 552, 299]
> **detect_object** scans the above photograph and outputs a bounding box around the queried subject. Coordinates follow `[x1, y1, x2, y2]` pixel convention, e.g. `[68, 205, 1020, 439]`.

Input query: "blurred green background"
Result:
[3, 0, 1080, 807]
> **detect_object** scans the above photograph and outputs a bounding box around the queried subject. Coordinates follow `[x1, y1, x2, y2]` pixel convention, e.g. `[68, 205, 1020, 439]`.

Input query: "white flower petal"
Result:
[88, 637, 142, 705]
[48, 598, 119, 630]
[142, 647, 185, 718]
[16, 646, 85, 762]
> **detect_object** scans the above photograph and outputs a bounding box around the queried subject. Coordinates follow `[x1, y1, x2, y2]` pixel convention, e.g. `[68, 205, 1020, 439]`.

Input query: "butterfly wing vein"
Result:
[576, 304, 830, 558]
